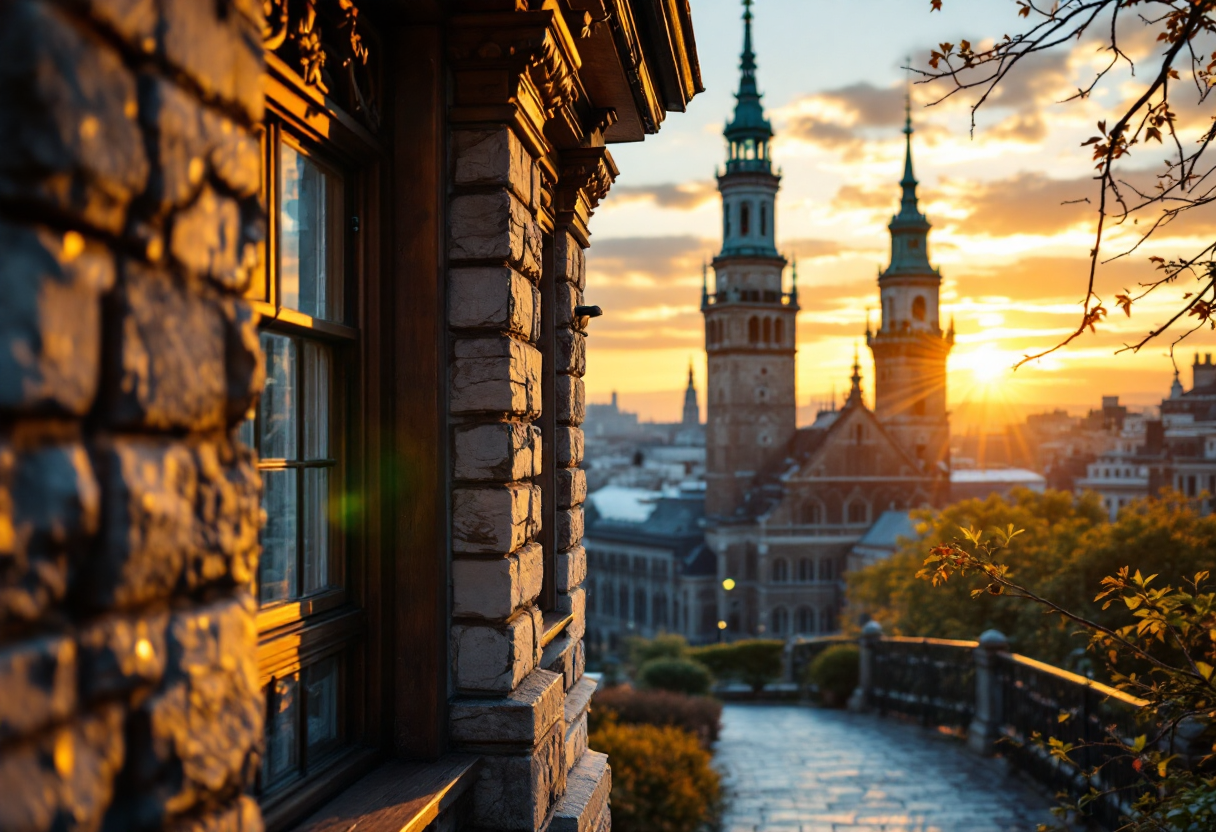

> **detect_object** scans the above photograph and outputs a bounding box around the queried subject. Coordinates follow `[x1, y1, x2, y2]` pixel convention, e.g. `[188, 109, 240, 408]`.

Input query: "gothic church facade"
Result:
[702, 3, 952, 638]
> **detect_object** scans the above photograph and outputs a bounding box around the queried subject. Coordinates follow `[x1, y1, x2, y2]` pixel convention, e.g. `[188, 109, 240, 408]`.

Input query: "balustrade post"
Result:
[848, 620, 883, 712]
[967, 629, 1010, 755]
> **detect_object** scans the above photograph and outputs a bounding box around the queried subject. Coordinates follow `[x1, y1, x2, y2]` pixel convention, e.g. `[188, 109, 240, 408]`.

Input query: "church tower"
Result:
[682, 362, 700, 427]
[703, 0, 797, 517]
[866, 99, 953, 470]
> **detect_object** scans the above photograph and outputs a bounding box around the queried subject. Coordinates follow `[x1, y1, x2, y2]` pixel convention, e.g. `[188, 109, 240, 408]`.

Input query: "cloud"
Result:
[607, 180, 718, 211]
[945, 171, 1098, 236]
[586, 235, 711, 286]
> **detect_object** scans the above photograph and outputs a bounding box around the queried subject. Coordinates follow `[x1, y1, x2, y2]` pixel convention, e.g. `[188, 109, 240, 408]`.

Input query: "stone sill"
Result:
[290, 754, 481, 832]
[540, 610, 574, 647]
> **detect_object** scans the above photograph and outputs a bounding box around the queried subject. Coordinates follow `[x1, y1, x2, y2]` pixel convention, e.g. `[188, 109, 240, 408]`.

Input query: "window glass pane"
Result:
[260, 470, 298, 603]
[280, 142, 343, 321]
[302, 341, 330, 460]
[306, 657, 340, 755]
[302, 467, 330, 596]
[264, 674, 300, 784]
[259, 333, 297, 460]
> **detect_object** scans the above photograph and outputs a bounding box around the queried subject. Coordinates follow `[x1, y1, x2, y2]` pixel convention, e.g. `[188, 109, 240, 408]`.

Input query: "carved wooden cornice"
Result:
[556, 147, 619, 246]
[263, 0, 381, 131]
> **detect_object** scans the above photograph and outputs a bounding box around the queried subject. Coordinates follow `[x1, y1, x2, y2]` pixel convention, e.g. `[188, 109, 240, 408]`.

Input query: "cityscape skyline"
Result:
[583, 0, 1216, 427]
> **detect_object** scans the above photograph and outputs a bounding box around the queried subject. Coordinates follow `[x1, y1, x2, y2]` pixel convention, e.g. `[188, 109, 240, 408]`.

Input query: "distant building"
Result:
[950, 468, 1046, 502]
[584, 484, 718, 651]
[585, 391, 641, 439]
[848, 510, 917, 571]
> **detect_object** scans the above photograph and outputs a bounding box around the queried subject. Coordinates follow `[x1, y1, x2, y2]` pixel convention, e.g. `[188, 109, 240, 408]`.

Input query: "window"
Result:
[774, 318, 783, 345]
[748, 316, 759, 343]
[797, 607, 815, 634]
[847, 501, 868, 524]
[770, 607, 788, 635]
[759, 203, 767, 236]
[248, 117, 370, 814]
[635, 589, 648, 626]
[797, 558, 813, 582]
[771, 558, 789, 583]
[740, 202, 751, 236]
[762, 317, 771, 343]
[820, 608, 835, 633]
[819, 558, 834, 581]
[799, 502, 821, 525]
[619, 585, 629, 620]
[912, 295, 926, 321]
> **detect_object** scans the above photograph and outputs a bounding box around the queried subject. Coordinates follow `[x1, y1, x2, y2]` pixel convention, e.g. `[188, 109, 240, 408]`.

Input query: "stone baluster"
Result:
[848, 620, 884, 712]
[967, 629, 1010, 754]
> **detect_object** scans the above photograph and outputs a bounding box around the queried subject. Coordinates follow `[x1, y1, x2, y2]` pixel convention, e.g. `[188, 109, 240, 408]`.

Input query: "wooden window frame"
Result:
[253, 55, 389, 832]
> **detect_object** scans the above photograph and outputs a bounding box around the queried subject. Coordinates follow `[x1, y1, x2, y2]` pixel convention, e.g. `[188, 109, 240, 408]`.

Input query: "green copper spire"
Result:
[724, 0, 772, 172]
[882, 86, 933, 277]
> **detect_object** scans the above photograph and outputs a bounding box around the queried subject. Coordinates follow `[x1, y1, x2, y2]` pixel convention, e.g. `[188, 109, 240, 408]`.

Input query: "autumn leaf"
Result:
[930, 0, 942, 10]
[1115, 293, 1133, 317]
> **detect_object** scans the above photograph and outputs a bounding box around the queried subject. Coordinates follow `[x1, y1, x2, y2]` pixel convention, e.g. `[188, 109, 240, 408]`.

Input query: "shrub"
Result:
[625, 633, 689, 673]
[691, 639, 784, 692]
[636, 657, 712, 696]
[591, 686, 722, 745]
[589, 720, 722, 832]
[805, 643, 859, 707]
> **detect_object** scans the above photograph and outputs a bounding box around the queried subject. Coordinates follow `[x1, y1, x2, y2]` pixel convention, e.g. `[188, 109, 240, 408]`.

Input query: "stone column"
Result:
[0, 1, 266, 829]
[968, 629, 1010, 755]
[447, 9, 612, 832]
[848, 620, 883, 712]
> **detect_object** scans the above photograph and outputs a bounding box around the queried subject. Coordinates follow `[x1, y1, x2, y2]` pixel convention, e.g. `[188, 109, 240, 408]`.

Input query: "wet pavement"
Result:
[715, 704, 1056, 832]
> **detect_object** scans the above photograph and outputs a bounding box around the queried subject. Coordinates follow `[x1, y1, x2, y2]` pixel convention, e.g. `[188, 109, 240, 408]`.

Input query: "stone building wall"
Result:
[0, 0, 266, 830]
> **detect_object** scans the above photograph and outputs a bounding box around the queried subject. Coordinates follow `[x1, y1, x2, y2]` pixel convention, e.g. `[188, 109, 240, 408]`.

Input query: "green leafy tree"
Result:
[919, 523, 1216, 831]
[848, 489, 1216, 672]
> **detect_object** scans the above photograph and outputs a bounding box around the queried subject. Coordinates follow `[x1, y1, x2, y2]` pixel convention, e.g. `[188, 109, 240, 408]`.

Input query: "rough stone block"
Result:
[556, 328, 585, 377]
[203, 110, 261, 199]
[104, 263, 228, 431]
[556, 428, 583, 469]
[189, 439, 261, 589]
[564, 676, 596, 728]
[0, 437, 100, 624]
[125, 594, 261, 828]
[556, 375, 585, 426]
[78, 609, 169, 701]
[471, 719, 566, 832]
[453, 127, 534, 205]
[450, 668, 563, 746]
[0, 634, 76, 744]
[449, 192, 541, 279]
[564, 713, 588, 775]
[72, 0, 159, 53]
[169, 185, 251, 290]
[221, 299, 264, 427]
[160, 0, 264, 124]
[453, 542, 542, 621]
[555, 546, 586, 594]
[556, 585, 585, 621]
[165, 794, 263, 832]
[556, 468, 586, 510]
[449, 266, 539, 340]
[0, 703, 125, 832]
[452, 484, 540, 556]
[451, 337, 542, 416]
[452, 607, 541, 694]
[554, 230, 586, 290]
[550, 750, 610, 832]
[540, 635, 573, 689]
[556, 507, 583, 551]
[453, 422, 541, 482]
[0, 1, 148, 234]
[555, 282, 583, 328]
[138, 73, 210, 215]
[0, 222, 116, 416]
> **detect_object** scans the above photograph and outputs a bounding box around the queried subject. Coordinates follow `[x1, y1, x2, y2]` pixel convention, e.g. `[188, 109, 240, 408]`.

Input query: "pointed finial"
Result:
[865, 307, 872, 338]
[688, 358, 695, 386]
[904, 55, 913, 136]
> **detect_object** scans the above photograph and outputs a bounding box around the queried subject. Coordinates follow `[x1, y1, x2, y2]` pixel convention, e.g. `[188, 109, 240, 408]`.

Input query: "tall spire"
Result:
[724, 0, 772, 172]
[700, 260, 709, 307]
[790, 256, 798, 304]
[898, 73, 921, 221]
[848, 345, 863, 402]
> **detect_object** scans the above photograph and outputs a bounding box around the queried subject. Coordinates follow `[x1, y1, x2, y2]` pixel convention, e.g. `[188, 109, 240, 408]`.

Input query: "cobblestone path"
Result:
[716, 704, 1056, 832]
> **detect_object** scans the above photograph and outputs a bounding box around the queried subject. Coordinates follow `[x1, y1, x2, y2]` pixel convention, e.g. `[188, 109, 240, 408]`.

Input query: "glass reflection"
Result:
[280, 143, 342, 321]
[264, 674, 300, 784]
[259, 333, 297, 461]
[260, 470, 297, 603]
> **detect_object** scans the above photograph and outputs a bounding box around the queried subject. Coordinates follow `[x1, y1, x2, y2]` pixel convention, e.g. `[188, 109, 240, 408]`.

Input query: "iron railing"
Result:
[871, 637, 977, 731]
[994, 653, 1149, 830]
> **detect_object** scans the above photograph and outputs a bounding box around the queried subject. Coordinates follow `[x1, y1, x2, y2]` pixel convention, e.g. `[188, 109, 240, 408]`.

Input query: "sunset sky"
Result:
[582, 0, 1216, 429]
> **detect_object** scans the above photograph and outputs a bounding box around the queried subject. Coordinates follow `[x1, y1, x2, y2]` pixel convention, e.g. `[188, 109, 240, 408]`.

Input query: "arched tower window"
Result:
[797, 607, 815, 633]
[748, 317, 759, 343]
[740, 203, 751, 236]
[774, 318, 783, 344]
[798, 501, 821, 525]
[762, 317, 771, 343]
[760, 203, 768, 236]
[847, 501, 868, 525]
[771, 558, 789, 583]
[797, 558, 813, 582]
[912, 295, 926, 321]
[771, 606, 789, 635]
[820, 558, 835, 581]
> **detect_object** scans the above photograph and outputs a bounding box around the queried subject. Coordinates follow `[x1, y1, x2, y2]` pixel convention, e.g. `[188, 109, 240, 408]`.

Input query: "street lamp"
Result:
[722, 578, 736, 591]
